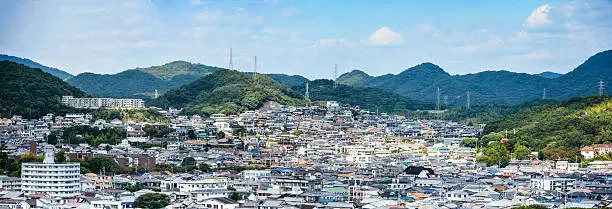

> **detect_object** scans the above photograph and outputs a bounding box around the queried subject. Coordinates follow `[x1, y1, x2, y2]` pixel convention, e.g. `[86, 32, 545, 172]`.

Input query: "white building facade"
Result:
[62, 96, 145, 109]
[21, 147, 81, 197]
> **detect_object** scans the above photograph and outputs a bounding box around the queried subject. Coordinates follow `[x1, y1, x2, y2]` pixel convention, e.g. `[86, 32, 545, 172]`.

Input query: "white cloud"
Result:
[364, 27, 404, 46]
[526, 4, 553, 28]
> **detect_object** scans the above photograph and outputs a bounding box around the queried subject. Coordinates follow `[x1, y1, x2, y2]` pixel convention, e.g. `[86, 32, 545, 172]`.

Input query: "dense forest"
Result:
[0, 61, 86, 118]
[291, 79, 434, 112]
[410, 99, 559, 124]
[475, 96, 612, 164]
[151, 69, 305, 116]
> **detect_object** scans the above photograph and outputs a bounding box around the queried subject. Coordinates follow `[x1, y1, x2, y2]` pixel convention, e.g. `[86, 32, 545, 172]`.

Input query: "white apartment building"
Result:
[61, 96, 145, 109]
[21, 147, 81, 197]
[0, 175, 21, 191]
[530, 178, 575, 191]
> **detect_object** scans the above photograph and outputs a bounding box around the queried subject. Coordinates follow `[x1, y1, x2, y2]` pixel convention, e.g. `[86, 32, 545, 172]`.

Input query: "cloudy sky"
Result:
[1, 0, 611, 79]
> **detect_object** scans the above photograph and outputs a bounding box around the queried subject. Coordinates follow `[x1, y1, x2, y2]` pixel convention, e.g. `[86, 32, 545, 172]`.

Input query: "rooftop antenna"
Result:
[228, 48, 234, 70]
[542, 88, 546, 99]
[599, 80, 605, 96]
[436, 87, 441, 111]
[254, 56, 258, 84]
[333, 64, 338, 89]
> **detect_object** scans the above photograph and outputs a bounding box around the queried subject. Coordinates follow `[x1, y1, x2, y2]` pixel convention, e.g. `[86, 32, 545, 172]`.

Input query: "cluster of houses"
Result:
[0, 102, 611, 209]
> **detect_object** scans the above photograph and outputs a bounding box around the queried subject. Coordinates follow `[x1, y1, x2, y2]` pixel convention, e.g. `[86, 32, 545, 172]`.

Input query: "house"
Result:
[581, 146, 595, 159]
[199, 197, 239, 209]
[403, 166, 435, 179]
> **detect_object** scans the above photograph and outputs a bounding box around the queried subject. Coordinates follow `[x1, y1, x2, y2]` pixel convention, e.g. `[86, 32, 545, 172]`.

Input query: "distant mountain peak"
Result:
[399, 62, 449, 76]
[337, 69, 372, 86]
[536, 71, 563, 79]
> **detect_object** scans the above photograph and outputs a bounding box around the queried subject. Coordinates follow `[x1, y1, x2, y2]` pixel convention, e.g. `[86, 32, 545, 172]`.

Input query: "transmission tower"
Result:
[543, 88, 546, 99]
[444, 96, 448, 108]
[466, 91, 471, 118]
[228, 48, 234, 70]
[305, 81, 310, 101]
[333, 64, 338, 89]
[436, 87, 440, 111]
[599, 80, 605, 96]
[154, 89, 159, 99]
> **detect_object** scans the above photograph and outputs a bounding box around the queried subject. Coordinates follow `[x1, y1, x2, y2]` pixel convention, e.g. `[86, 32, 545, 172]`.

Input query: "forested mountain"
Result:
[339, 50, 612, 105]
[67, 61, 222, 99]
[336, 70, 372, 86]
[482, 96, 612, 160]
[291, 79, 433, 112]
[536, 71, 562, 79]
[264, 74, 309, 87]
[0, 61, 86, 118]
[150, 69, 304, 116]
[0, 54, 72, 79]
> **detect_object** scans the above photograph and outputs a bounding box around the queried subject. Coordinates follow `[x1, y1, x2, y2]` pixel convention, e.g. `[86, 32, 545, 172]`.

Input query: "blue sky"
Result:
[1, 0, 611, 79]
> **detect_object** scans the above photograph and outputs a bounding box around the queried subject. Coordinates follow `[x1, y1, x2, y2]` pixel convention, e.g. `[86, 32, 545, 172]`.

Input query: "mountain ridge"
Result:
[0, 55, 73, 80]
[0, 61, 86, 118]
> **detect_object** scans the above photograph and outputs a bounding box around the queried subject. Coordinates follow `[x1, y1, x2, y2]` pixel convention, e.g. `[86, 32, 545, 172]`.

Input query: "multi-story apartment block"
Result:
[21, 147, 81, 197]
[61, 96, 145, 109]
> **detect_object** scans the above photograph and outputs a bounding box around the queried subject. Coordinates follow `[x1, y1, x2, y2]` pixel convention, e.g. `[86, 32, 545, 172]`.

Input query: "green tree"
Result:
[133, 193, 170, 209]
[513, 143, 530, 160]
[55, 151, 67, 163]
[187, 129, 197, 139]
[181, 157, 196, 167]
[87, 157, 121, 174]
[216, 131, 225, 139]
[47, 134, 58, 145]
[477, 141, 510, 167]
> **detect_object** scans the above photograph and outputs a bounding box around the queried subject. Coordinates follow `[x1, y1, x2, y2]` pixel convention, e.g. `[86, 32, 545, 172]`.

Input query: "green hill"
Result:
[341, 50, 612, 105]
[0, 55, 73, 80]
[0, 61, 86, 118]
[336, 70, 372, 86]
[150, 69, 304, 116]
[291, 79, 434, 112]
[482, 95, 612, 160]
[67, 61, 221, 99]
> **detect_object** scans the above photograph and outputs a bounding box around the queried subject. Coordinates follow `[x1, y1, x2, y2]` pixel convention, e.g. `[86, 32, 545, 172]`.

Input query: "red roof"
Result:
[581, 146, 594, 151]
[592, 144, 612, 148]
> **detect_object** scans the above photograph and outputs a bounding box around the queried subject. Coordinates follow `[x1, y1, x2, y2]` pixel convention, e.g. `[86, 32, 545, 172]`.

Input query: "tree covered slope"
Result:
[150, 69, 304, 115]
[0, 61, 86, 118]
